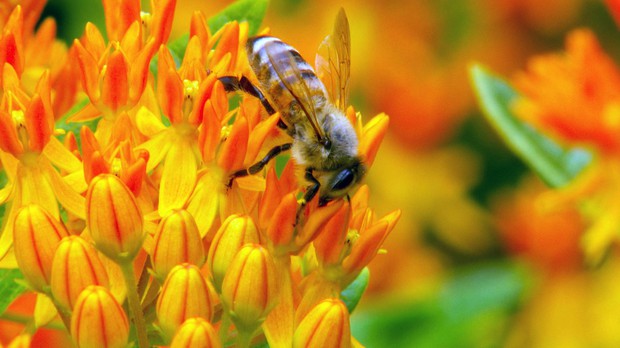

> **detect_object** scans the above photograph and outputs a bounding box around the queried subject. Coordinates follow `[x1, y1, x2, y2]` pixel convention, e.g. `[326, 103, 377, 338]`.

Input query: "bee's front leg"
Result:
[227, 143, 293, 188]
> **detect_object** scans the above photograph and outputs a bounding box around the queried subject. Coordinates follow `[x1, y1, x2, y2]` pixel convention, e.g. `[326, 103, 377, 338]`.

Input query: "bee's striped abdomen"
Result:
[246, 36, 328, 133]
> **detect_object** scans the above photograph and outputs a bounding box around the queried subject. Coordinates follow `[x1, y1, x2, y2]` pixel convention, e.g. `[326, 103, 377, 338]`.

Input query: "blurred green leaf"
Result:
[341, 267, 369, 313]
[470, 64, 592, 188]
[208, 0, 269, 36]
[0, 269, 26, 315]
[352, 262, 530, 348]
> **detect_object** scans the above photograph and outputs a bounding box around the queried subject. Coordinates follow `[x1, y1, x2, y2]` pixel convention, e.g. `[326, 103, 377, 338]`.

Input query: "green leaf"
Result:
[0, 269, 27, 315]
[340, 267, 369, 313]
[351, 262, 530, 347]
[208, 0, 269, 36]
[470, 64, 592, 188]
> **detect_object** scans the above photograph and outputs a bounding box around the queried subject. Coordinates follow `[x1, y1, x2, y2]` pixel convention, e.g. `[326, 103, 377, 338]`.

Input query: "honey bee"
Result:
[221, 9, 364, 207]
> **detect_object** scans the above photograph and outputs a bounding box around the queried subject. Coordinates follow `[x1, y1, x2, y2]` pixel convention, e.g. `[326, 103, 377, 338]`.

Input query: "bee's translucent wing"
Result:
[264, 41, 327, 142]
[316, 8, 350, 112]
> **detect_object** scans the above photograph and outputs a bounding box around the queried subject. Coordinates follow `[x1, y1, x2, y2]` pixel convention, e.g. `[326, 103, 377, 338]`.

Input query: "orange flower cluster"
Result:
[512, 27, 620, 264]
[0, 0, 399, 347]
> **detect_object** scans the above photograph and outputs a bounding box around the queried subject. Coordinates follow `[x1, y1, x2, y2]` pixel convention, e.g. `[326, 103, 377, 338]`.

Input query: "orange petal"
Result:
[151, 0, 177, 45]
[157, 46, 183, 124]
[313, 203, 350, 266]
[43, 160, 86, 219]
[190, 11, 210, 50]
[265, 192, 298, 250]
[0, 109, 24, 156]
[245, 113, 280, 166]
[360, 113, 389, 168]
[101, 48, 129, 111]
[102, 0, 140, 41]
[217, 115, 248, 172]
[212, 22, 239, 74]
[25, 94, 51, 153]
[73, 39, 101, 104]
[129, 38, 157, 104]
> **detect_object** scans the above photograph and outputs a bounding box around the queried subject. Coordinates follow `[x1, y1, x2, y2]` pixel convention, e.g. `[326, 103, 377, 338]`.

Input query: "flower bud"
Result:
[207, 214, 260, 290]
[71, 285, 129, 348]
[151, 209, 205, 280]
[293, 299, 351, 348]
[13, 204, 68, 292]
[221, 244, 278, 332]
[51, 236, 109, 310]
[170, 318, 221, 348]
[157, 263, 215, 340]
[85, 174, 144, 263]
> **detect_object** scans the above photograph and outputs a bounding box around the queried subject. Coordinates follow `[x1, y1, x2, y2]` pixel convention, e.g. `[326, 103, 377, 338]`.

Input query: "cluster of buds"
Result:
[0, 0, 400, 347]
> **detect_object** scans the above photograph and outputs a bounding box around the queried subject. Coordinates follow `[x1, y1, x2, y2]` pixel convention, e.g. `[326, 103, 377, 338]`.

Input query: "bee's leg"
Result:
[295, 168, 321, 224]
[218, 76, 287, 130]
[227, 143, 293, 187]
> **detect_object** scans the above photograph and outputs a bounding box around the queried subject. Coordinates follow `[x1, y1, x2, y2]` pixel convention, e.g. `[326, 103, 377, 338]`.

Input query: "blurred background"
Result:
[35, 0, 620, 346]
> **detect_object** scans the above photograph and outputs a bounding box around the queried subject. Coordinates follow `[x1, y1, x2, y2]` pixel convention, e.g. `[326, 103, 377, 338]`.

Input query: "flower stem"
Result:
[120, 261, 149, 348]
[219, 311, 231, 345]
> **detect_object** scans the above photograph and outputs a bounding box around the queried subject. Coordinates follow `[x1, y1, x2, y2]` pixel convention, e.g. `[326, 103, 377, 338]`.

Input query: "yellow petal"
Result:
[42, 136, 82, 173]
[43, 161, 86, 219]
[236, 174, 266, 191]
[137, 131, 172, 172]
[0, 181, 14, 204]
[18, 163, 59, 218]
[62, 170, 88, 194]
[135, 105, 166, 137]
[158, 140, 197, 216]
[34, 293, 58, 328]
[187, 170, 221, 237]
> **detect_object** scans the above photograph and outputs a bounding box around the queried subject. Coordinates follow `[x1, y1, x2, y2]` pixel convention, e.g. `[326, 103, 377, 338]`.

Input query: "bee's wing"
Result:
[264, 42, 327, 142]
[316, 8, 350, 112]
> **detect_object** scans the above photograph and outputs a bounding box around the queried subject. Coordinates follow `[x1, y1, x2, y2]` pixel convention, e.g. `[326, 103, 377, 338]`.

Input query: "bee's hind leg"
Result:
[218, 76, 287, 130]
[227, 143, 293, 187]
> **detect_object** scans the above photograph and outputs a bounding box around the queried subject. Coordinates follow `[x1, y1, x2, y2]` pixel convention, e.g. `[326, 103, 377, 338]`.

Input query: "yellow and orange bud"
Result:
[50, 236, 110, 310]
[85, 174, 144, 263]
[207, 214, 260, 290]
[170, 318, 221, 348]
[71, 285, 129, 348]
[151, 209, 205, 280]
[13, 204, 68, 292]
[221, 244, 278, 332]
[265, 192, 298, 252]
[341, 210, 401, 286]
[157, 263, 215, 340]
[293, 299, 351, 348]
[313, 203, 351, 268]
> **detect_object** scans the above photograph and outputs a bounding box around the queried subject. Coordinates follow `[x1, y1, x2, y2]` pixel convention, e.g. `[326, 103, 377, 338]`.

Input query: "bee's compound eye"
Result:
[332, 168, 355, 191]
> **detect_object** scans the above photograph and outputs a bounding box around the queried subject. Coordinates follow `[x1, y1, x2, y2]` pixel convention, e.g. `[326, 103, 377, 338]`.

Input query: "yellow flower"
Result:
[170, 318, 221, 348]
[207, 214, 261, 290]
[85, 173, 145, 263]
[151, 209, 206, 280]
[157, 263, 215, 341]
[71, 285, 129, 348]
[50, 236, 110, 310]
[13, 204, 68, 292]
[293, 298, 351, 348]
[221, 244, 278, 334]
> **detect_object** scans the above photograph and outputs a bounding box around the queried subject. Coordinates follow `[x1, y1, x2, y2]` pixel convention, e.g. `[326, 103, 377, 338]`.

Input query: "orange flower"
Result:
[513, 29, 620, 154]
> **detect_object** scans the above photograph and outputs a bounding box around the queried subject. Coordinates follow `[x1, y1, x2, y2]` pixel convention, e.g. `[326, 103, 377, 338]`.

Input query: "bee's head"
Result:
[319, 157, 366, 206]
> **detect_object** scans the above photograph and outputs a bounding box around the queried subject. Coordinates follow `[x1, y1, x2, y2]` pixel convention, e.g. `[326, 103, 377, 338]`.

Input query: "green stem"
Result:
[219, 311, 232, 345]
[120, 261, 149, 348]
[236, 329, 254, 348]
